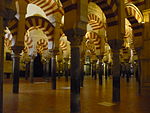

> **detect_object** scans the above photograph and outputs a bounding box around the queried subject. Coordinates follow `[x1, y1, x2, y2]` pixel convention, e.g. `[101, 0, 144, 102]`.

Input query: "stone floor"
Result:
[3, 76, 150, 113]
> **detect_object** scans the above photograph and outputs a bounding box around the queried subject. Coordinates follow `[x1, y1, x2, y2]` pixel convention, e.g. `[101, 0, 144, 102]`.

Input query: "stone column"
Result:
[25, 62, 30, 80]
[70, 40, 81, 113]
[48, 58, 51, 77]
[65, 29, 86, 113]
[29, 56, 35, 83]
[14, 0, 27, 47]
[1, 0, 16, 111]
[0, 10, 4, 113]
[62, 0, 88, 111]
[42, 60, 46, 79]
[51, 50, 58, 89]
[92, 60, 97, 80]
[104, 62, 108, 80]
[57, 60, 61, 78]
[64, 58, 69, 81]
[135, 49, 142, 94]
[11, 46, 23, 93]
[97, 55, 103, 85]
[80, 58, 85, 87]
[45, 59, 50, 81]
[108, 39, 123, 103]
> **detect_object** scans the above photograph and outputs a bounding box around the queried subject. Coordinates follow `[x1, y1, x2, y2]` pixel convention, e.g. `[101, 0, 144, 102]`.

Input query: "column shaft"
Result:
[12, 54, 20, 93]
[92, 61, 97, 80]
[25, 62, 30, 80]
[71, 46, 81, 113]
[105, 63, 108, 80]
[112, 50, 120, 102]
[45, 60, 50, 81]
[137, 58, 141, 94]
[0, 15, 4, 113]
[64, 58, 69, 81]
[51, 54, 56, 89]
[80, 60, 84, 87]
[57, 61, 61, 78]
[99, 62, 103, 85]
[29, 59, 34, 83]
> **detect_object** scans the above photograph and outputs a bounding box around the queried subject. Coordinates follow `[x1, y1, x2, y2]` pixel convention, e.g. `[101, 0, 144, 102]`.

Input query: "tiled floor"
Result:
[3, 76, 150, 113]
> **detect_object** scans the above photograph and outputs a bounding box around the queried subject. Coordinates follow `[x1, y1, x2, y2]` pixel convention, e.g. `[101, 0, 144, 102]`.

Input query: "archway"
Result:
[125, 3, 144, 50]
[25, 0, 64, 16]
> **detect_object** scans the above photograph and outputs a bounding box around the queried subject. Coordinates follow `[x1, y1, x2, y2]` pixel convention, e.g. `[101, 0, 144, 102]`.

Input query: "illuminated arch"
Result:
[88, 13, 106, 30]
[125, 3, 144, 38]
[25, 0, 64, 16]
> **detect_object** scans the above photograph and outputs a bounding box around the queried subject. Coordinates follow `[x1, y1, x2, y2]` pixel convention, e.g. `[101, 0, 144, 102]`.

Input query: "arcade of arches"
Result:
[0, 0, 150, 113]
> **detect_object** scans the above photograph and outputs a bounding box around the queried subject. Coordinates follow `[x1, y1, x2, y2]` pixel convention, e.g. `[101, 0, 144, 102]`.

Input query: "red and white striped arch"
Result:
[92, 0, 118, 27]
[125, 3, 143, 23]
[25, 16, 55, 41]
[25, 0, 64, 16]
[7, 16, 55, 42]
[125, 3, 143, 38]
[125, 0, 145, 7]
[86, 31, 101, 50]
[36, 39, 48, 54]
[23, 46, 28, 54]
[24, 31, 33, 49]
[59, 40, 67, 51]
[7, 18, 18, 39]
[88, 13, 106, 30]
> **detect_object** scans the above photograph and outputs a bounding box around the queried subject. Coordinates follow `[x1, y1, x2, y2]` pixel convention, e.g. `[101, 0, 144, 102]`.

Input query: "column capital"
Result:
[97, 55, 104, 60]
[50, 49, 59, 57]
[64, 28, 86, 47]
[11, 46, 24, 55]
[108, 39, 123, 51]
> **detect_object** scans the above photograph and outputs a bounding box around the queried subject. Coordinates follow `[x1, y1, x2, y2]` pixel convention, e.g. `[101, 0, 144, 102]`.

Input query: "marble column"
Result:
[1, 0, 16, 111]
[92, 60, 97, 80]
[25, 62, 30, 80]
[57, 60, 61, 78]
[45, 60, 50, 81]
[135, 49, 142, 94]
[104, 62, 108, 80]
[80, 58, 85, 87]
[70, 44, 81, 113]
[62, 0, 88, 112]
[42, 60, 47, 79]
[51, 50, 58, 90]
[11, 46, 23, 93]
[66, 29, 86, 113]
[29, 57, 34, 83]
[48, 58, 51, 77]
[108, 39, 123, 103]
[64, 58, 69, 81]
[97, 55, 103, 85]
[0, 12, 4, 113]
[14, 0, 27, 47]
